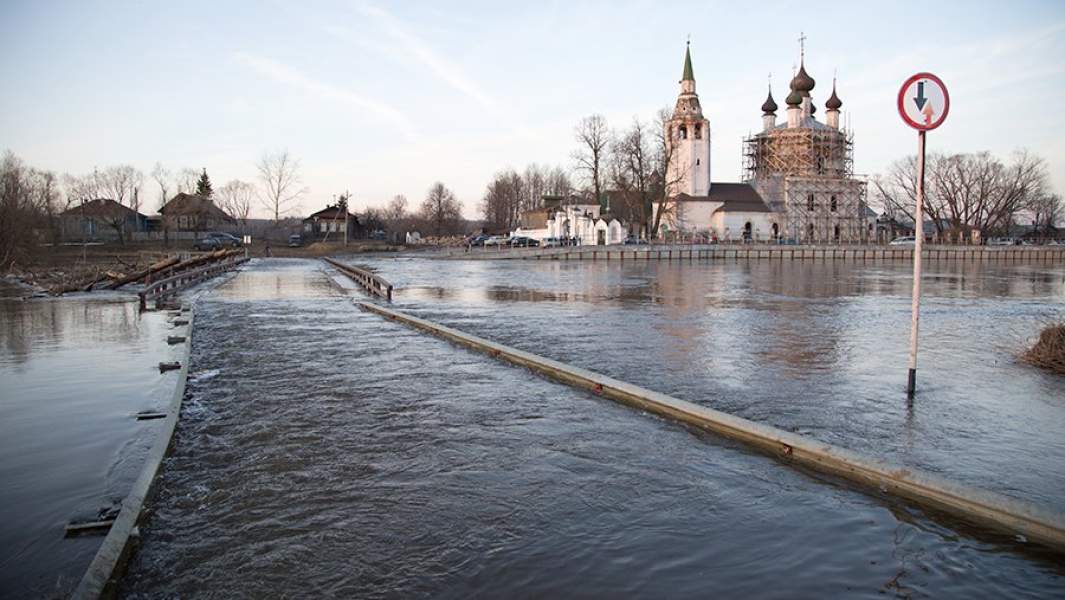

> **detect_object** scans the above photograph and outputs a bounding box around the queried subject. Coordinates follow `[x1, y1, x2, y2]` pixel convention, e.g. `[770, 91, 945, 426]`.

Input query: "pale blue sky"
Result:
[2, 0, 1063, 218]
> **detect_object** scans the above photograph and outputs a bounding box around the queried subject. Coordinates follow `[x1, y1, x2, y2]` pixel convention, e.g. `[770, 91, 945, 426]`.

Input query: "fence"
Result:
[138, 254, 248, 309]
[323, 257, 393, 301]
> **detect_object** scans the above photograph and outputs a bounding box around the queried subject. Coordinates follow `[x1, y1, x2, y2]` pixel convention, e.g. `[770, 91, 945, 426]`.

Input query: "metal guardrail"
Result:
[323, 257, 393, 301]
[138, 256, 248, 309]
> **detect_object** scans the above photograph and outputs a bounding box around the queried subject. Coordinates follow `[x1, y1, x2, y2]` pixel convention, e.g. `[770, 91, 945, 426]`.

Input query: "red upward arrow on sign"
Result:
[921, 102, 935, 125]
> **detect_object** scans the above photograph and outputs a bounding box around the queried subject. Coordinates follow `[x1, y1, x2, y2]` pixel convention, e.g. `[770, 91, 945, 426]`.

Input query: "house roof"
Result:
[60, 198, 146, 219]
[160, 193, 233, 220]
[674, 183, 771, 213]
[304, 205, 358, 223]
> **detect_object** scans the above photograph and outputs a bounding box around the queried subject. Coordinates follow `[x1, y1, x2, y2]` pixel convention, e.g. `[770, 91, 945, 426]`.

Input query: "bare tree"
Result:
[1029, 193, 1062, 240]
[384, 194, 408, 222]
[0, 152, 41, 268]
[650, 107, 686, 238]
[419, 182, 463, 236]
[545, 166, 573, 197]
[572, 114, 611, 204]
[150, 163, 172, 210]
[873, 150, 1048, 237]
[95, 165, 143, 244]
[218, 179, 255, 227]
[175, 167, 200, 195]
[611, 117, 654, 235]
[257, 150, 307, 222]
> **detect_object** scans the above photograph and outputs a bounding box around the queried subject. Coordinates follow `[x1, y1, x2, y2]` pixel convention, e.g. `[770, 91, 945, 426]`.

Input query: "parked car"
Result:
[541, 237, 562, 248]
[987, 237, 1017, 246]
[483, 235, 509, 247]
[194, 232, 243, 251]
[889, 236, 915, 246]
[509, 236, 540, 247]
[288, 234, 303, 248]
[623, 236, 648, 245]
[467, 234, 490, 247]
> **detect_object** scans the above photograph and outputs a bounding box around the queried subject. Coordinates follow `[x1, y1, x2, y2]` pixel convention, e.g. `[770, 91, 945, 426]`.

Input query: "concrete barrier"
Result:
[73, 310, 194, 599]
[357, 300, 1065, 553]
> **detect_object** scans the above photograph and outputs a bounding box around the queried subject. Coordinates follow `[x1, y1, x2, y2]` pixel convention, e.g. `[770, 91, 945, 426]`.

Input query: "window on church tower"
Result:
[807, 194, 814, 211]
[679, 125, 688, 140]
[694, 124, 702, 139]
[830, 196, 837, 212]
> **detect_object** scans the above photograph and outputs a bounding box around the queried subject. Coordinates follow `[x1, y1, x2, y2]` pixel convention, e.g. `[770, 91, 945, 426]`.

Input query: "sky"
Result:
[2, 0, 1064, 219]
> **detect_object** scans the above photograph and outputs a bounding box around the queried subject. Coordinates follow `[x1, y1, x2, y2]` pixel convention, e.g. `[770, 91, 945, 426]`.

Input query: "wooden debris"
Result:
[106, 256, 180, 290]
[158, 361, 181, 372]
[135, 411, 167, 420]
[167, 336, 187, 344]
[172, 318, 189, 326]
[65, 519, 116, 537]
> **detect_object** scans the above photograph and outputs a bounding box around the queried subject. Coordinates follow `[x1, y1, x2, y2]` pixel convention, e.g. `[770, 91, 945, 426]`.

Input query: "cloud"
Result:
[355, 2, 496, 111]
[232, 50, 416, 140]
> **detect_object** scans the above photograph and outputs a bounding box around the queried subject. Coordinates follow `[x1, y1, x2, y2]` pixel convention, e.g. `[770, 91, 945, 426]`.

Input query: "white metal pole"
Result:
[907, 130, 926, 397]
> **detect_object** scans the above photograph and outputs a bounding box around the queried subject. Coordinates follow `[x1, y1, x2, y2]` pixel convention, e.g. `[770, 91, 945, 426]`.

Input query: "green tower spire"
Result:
[681, 42, 694, 82]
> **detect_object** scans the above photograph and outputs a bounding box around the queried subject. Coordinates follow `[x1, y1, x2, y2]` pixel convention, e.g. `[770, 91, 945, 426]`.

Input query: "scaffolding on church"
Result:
[742, 126, 870, 243]
[741, 127, 855, 181]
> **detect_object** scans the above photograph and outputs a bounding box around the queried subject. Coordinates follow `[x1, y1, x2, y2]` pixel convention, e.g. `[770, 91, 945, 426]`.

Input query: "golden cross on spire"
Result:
[798, 31, 807, 61]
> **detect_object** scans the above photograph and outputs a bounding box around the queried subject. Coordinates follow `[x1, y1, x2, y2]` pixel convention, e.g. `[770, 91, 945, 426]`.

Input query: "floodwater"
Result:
[0, 291, 179, 597]
[120, 258, 1064, 598]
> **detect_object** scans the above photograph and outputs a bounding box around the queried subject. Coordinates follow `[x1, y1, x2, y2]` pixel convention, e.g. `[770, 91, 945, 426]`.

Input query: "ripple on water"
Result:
[120, 261, 1065, 598]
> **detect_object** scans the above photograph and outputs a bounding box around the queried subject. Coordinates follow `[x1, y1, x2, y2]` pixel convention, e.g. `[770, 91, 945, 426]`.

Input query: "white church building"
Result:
[654, 43, 775, 242]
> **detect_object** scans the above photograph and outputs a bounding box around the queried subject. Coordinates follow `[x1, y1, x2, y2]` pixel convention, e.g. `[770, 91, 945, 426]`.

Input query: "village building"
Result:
[59, 198, 148, 242]
[302, 204, 363, 242]
[159, 193, 235, 233]
[654, 44, 775, 241]
[514, 195, 626, 245]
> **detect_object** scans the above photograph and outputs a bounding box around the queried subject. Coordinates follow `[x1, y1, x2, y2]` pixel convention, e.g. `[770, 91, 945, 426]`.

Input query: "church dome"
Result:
[761, 90, 778, 114]
[785, 89, 803, 107]
[826, 85, 842, 110]
[790, 62, 815, 93]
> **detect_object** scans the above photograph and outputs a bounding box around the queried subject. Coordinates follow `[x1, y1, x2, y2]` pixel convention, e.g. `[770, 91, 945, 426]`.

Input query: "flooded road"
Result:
[0, 293, 178, 597]
[121, 259, 1063, 598]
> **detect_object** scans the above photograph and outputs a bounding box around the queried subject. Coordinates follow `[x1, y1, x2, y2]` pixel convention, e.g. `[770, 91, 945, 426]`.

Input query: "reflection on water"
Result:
[0, 297, 176, 598]
[121, 261, 1065, 598]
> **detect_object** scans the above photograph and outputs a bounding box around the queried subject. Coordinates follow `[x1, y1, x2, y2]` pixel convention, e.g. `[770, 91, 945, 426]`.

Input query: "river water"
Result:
[119, 258, 1064, 598]
[0, 290, 179, 597]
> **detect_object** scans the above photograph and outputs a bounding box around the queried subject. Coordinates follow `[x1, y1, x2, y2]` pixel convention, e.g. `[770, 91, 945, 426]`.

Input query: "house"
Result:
[302, 204, 363, 241]
[159, 193, 234, 232]
[59, 198, 148, 242]
[513, 198, 627, 245]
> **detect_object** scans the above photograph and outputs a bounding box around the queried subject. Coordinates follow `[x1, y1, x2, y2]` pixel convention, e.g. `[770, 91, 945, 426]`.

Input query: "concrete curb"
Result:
[357, 300, 1065, 553]
[72, 310, 194, 599]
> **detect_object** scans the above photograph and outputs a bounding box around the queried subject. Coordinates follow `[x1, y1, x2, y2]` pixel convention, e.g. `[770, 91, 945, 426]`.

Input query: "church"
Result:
[656, 41, 871, 243]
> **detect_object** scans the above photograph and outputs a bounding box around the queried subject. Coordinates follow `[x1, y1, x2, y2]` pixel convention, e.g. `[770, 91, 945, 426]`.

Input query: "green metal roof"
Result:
[682, 44, 694, 81]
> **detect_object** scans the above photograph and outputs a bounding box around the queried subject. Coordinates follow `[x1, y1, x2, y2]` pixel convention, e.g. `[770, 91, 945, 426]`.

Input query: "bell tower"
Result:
[666, 42, 711, 196]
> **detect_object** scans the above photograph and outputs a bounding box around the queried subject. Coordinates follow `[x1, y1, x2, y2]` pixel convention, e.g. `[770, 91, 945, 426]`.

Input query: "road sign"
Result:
[898, 73, 949, 131]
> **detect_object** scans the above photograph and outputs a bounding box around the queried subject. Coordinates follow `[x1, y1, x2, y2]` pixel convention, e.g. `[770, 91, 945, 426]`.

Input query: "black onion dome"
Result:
[761, 90, 778, 114]
[790, 62, 815, 93]
[826, 85, 842, 110]
[785, 89, 803, 106]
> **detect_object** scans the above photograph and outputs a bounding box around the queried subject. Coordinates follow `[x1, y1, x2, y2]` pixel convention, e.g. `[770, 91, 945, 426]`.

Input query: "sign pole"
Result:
[897, 71, 947, 399]
[907, 130, 926, 398]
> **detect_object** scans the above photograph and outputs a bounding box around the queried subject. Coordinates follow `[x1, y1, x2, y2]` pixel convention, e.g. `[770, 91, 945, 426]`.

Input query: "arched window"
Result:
[771, 223, 779, 239]
[679, 125, 688, 140]
[834, 224, 841, 242]
[807, 194, 815, 211]
[694, 123, 702, 139]
[830, 195, 837, 212]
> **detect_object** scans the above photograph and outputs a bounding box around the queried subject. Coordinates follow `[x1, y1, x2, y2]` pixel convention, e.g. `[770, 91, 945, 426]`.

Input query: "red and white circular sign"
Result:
[897, 73, 949, 131]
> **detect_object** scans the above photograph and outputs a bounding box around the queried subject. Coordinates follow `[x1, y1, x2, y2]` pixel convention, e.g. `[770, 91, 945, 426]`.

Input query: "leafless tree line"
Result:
[480, 164, 573, 232]
[478, 108, 686, 239]
[873, 150, 1060, 237]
